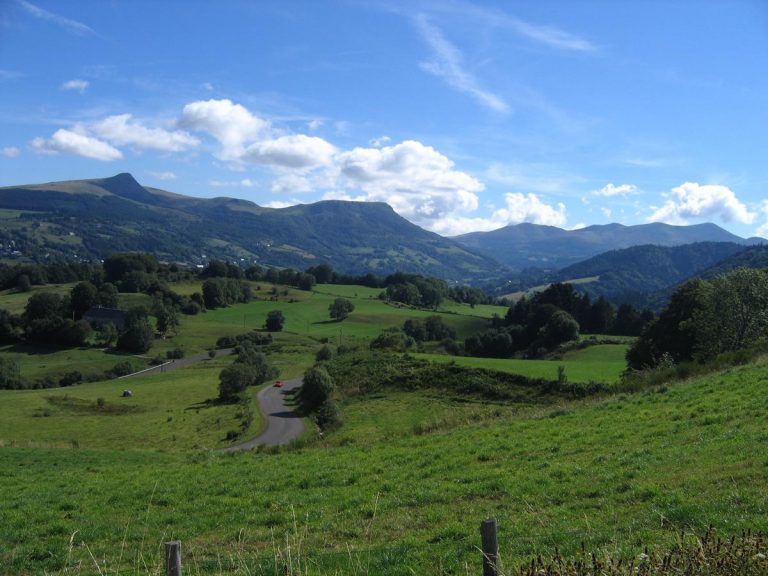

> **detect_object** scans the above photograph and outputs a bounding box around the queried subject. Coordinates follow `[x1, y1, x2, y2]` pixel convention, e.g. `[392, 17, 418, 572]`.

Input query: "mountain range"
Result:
[453, 221, 762, 271]
[0, 173, 498, 282]
[0, 173, 763, 289]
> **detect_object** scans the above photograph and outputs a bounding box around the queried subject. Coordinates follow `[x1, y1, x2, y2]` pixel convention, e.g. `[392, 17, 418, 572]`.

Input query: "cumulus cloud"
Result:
[648, 182, 755, 225]
[593, 183, 637, 197]
[272, 173, 314, 194]
[1, 146, 20, 158]
[242, 134, 336, 169]
[61, 79, 89, 93]
[494, 192, 567, 227]
[264, 199, 304, 209]
[181, 99, 269, 161]
[91, 114, 199, 152]
[31, 129, 122, 161]
[425, 192, 568, 236]
[416, 15, 509, 113]
[336, 140, 482, 224]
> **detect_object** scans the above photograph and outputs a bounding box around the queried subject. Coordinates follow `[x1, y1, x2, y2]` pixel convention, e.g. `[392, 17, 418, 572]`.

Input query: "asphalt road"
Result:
[218, 377, 305, 451]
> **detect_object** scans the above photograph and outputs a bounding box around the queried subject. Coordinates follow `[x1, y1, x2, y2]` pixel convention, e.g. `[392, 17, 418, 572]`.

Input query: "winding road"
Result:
[218, 377, 305, 451]
[121, 352, 305, 449]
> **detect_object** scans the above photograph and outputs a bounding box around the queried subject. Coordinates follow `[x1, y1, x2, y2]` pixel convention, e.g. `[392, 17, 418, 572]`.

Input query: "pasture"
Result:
[2, 359, 767, 574]
[413, 343, 627, 384]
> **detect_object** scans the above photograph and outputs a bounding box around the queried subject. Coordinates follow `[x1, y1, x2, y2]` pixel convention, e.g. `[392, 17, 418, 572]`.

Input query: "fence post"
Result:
[480, 518, 499, 576]
[165, 541, 181, 576]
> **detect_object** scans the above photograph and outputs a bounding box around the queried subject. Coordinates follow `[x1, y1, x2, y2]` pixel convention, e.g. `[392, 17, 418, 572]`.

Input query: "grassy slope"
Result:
[413, 344, 628, 384]
[0, 357, 255, 451]
[2, 359, 768, 575]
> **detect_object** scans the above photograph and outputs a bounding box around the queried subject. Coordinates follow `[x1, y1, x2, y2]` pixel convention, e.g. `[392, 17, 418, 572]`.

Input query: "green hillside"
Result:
[2, 357, 766, 574]
[555, 242, 747, 305]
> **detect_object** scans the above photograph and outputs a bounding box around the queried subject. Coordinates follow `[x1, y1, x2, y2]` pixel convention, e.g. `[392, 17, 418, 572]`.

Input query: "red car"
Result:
[274, 380, 284, 387]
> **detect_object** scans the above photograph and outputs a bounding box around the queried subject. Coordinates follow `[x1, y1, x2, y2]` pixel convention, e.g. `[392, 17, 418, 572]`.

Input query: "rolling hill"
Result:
[554, 242, 749, 306]
[454, 221, 758, 270]
[0, 173, 501, 282]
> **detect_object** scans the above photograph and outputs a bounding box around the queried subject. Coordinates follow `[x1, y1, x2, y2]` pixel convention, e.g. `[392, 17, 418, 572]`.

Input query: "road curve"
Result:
[218, 377, 305, 452]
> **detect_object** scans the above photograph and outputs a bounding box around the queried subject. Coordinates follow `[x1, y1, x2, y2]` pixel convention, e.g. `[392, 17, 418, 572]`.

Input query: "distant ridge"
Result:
[454, 221, 758, 270]
[0, 173, 500, 282]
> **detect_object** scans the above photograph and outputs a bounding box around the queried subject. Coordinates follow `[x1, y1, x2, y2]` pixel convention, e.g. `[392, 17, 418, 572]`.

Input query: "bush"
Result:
[299, 366, 335, 412]
[265, 310, 285, 332]
[59, 371, 83, 387]
[316, 344, 334, 362]
[166, 347, 185, 360]
[218, 364, 255, 402]
[108, 361, 135, 378]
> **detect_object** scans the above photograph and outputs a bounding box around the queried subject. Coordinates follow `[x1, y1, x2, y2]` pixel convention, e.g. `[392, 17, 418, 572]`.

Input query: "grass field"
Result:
[2, 358, 767, 574]
[413, 343, 627, 384]
[0, 356, 257, 451]
[4, 280, 766, 575]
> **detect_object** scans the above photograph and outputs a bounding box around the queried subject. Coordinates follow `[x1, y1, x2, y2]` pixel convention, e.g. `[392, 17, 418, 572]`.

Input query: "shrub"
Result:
[316, 344, 334, 362]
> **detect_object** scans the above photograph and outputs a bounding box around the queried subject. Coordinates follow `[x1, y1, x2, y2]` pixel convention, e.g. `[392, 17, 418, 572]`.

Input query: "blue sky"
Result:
[1, 0, 767, 238]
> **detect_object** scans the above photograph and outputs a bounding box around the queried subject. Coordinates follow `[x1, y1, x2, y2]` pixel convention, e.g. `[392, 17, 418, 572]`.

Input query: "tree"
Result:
[299, 365, 335, 411]
[234, 343, 279, 383]
[16, 274, 31, 293]
[218, 364, 255, 402]
[117, 307, 154, 353]
[538, 310, 580, 348]
[154, 304, 179, 337]
[627, 279, 708, 369]
[265, 310, 285, 332]
[693, 268, 768, 358]
[329, 297, 354, 321]
[70, 281, 99, 320]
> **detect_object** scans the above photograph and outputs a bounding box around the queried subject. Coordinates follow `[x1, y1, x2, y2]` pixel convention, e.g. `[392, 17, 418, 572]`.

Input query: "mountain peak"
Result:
[92, 173, 155, 203]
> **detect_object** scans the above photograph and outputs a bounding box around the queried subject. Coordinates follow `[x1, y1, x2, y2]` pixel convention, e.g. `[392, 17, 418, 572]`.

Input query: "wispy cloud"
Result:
[415, 15, 509, 113]
[61, 79, 89, 93]
[16, 0, 94, 35]
[438, 0, 596, 53]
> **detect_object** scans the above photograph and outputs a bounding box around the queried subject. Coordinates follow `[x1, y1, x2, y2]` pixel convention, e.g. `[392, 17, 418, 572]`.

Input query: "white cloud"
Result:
[272, 173, 314, 194]
[1, 146, 20, 158]
[91, 114, 199, 152]
[307, 119, 324, 131]
[755, 201, 768, 239]
[202, 82, 214, 92]
[427, 192, 568, 235]
[264, 199, 304, 209]
[648, 182, 755, 225]
[416, 15, 509, 114]
[181, 99, 270, 161]
[600, 207, 612, 218]
[61, 79, 89, 93]
[369, 135, 391, 147]
[17, 0, 94, 35]
[31, 128, 122, 161]
[494, 192, 567, 227]
[148, 171, 177, 181]
[242, 134, 336, 169]
[337, 139, 482, 224]
[593, 183, 637, 197]
[209, 178, 259, 188]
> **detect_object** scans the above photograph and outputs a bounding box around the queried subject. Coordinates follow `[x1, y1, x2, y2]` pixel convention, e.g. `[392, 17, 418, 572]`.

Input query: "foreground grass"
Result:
[2, 359, 767, 575]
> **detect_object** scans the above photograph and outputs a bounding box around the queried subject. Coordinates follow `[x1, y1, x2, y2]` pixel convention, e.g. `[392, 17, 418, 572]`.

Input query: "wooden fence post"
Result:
[480, 518, 499, 576]
[165, 541, 181, 576]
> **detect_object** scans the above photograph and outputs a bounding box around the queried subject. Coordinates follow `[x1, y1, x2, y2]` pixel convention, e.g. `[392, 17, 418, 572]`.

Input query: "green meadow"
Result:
[2, 359, 767, 574]
[413, 344, 628, 384]
[1, 281, 765, 575]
